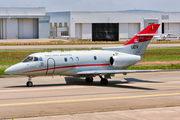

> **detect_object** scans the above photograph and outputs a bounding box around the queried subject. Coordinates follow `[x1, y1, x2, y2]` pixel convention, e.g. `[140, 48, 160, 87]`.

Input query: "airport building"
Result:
[0, 7, 50, 39]
[47, 11, 180, 41]
[1, 7, 180, 41]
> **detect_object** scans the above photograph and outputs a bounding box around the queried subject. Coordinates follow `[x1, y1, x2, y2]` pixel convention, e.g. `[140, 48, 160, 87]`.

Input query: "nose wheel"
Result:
[27, 81, 33, 87]
[27, 77, 33, 87]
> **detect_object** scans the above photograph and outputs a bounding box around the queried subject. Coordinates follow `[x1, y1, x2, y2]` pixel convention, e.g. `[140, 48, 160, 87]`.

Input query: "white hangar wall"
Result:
[0, 7, 50, 39]
[47, 11, 180, 40]
[68, 11, 158, 40]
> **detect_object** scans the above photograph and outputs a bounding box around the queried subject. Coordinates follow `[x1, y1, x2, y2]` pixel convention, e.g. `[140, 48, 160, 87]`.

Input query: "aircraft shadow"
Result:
[64, 77, 156, 90]
[5, 77, 158, 90]
[124, 78, 163, 83]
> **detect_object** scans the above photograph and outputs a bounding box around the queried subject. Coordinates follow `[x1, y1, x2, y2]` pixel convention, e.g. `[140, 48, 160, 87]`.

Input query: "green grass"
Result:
[0, 67, 8, 75]
[0, 47, 180, 75]
[142, 47, 180, 61]
[0, 49, 100, 66]
[0, 40, 180, 46]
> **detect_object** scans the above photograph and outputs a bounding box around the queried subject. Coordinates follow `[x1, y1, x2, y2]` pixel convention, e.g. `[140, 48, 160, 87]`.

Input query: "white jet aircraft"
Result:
[5, 24, 160, 87]
[153, 33, 174, 41]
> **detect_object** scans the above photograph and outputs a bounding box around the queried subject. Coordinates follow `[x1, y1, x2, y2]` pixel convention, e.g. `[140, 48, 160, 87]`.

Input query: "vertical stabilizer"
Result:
[102, 24, 160, 56]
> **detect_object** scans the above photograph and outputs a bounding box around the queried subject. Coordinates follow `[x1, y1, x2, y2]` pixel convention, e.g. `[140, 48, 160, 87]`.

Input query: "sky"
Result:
[0, 0, 180, 12]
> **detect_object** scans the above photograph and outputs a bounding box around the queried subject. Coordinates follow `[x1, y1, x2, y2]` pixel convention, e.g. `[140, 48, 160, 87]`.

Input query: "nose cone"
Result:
[5, 63, 25, 75]
[5, 66, 18, 75]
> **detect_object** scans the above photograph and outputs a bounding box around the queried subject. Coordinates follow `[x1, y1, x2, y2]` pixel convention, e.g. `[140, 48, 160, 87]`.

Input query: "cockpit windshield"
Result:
[22, 56, 43, 62]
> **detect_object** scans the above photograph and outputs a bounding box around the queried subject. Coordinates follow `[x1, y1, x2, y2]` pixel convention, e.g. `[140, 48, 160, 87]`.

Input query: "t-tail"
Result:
[102, 24, 160, 56]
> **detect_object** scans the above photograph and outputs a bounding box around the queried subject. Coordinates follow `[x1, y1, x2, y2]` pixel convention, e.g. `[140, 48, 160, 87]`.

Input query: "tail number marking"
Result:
[131, 45, 139, 49]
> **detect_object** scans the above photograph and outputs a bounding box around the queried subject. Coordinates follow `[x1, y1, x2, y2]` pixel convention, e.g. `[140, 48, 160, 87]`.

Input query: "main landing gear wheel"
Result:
[26, 81, 33, 87]
[100, 78, 108, 85]
[27, 77, 33, 87]
[99, 75, 108, 85]
[85, 77, 93, 83]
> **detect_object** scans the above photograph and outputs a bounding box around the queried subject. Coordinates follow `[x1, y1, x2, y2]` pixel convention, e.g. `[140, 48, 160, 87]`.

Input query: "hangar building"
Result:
[47, 11, 180, 41]
[0, 7, 50, 39]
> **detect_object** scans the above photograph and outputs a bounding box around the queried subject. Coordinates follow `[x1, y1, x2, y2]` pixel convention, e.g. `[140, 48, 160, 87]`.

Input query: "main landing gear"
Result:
[85, 75, 109, 85]
[26, 77, 33, 87]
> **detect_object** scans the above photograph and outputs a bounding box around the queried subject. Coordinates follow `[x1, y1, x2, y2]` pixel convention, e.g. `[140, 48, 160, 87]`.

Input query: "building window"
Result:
[61, 31, 68, 36]
[64, 22, 67, 27]
[54, 23, 57, 27]
[59, 23, 62, 27]
[50, 23, 52, 28]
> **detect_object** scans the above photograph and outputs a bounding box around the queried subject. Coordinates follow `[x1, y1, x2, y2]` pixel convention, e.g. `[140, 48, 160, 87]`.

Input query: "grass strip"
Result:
[0, 67, 8, 75]
[0, 40, 180, 46]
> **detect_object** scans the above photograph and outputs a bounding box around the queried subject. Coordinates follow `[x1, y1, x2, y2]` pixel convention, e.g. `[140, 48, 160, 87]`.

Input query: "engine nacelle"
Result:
[109, 53, 142, 68]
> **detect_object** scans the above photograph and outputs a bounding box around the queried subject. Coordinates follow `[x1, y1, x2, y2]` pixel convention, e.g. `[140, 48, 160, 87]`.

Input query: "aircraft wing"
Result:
[77, 70, 160, 75]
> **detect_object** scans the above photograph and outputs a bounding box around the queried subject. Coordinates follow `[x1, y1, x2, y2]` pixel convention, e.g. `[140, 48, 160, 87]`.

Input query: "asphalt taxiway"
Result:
[0, 71, 180, 119]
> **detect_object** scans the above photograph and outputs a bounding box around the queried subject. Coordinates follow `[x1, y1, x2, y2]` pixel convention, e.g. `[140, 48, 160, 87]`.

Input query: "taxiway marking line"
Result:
[1, 93, 180, 107]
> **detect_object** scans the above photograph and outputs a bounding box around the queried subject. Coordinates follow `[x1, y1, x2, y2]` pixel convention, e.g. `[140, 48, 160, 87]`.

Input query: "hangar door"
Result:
[75, 23, 82, 39]
[0, 19, 2, 39]
[92, 23, 119, 41]
[18, 18, 38, 39]
[119, 23, 140, 39]
[0, 18, 18, 39]
[128, 23, 140, 38]
[164, 23, 180, 37]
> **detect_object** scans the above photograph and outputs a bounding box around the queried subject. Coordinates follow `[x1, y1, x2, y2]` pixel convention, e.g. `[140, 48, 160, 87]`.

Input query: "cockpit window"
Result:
[34, 57, 38, 61]
[23, 56, 33, 62]
[39, 56, 43, 61]
[22, 56, 43, 62]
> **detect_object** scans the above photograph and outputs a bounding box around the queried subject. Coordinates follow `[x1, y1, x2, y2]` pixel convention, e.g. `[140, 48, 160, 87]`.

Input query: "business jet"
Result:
[153, 33, 173, 41]
[5, 24, 160, 87]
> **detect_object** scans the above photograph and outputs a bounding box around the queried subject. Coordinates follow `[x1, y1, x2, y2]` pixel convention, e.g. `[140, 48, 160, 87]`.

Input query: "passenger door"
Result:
[46, 58, 55, 75]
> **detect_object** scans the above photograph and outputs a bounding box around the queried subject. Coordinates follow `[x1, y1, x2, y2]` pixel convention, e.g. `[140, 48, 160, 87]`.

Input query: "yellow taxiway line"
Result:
[1, 93, 180, 107]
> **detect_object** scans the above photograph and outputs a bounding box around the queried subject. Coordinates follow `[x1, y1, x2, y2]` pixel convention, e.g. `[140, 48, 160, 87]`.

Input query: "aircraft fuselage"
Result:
[5, 50, 141, 77]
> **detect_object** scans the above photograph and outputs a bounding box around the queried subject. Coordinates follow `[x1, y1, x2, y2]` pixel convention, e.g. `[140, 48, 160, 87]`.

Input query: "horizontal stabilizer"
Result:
[137, 34, 156, 36]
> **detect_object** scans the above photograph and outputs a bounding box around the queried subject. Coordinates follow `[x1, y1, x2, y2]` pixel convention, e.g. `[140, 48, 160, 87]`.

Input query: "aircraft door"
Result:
[46, 58, 55, 75]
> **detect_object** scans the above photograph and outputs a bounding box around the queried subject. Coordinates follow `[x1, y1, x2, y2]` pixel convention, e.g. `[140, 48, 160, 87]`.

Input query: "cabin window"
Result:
[76, 57, 79, 62]
[64, 58, 68, 62]
[22, 56, 33, 62]
[70, 57, 73, 62]
[94, 56, 97, 60]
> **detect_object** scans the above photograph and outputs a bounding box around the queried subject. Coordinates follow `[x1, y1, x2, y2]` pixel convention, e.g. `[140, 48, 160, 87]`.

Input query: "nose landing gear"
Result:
[26, 77, 33, 87]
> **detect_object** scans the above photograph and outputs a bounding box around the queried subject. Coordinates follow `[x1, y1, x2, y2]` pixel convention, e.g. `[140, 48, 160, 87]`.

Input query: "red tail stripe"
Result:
[123, 24, 160, 46]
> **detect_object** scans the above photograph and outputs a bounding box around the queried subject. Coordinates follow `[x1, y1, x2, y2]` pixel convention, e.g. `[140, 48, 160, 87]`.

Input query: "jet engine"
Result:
[109, 53, 142, 68]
